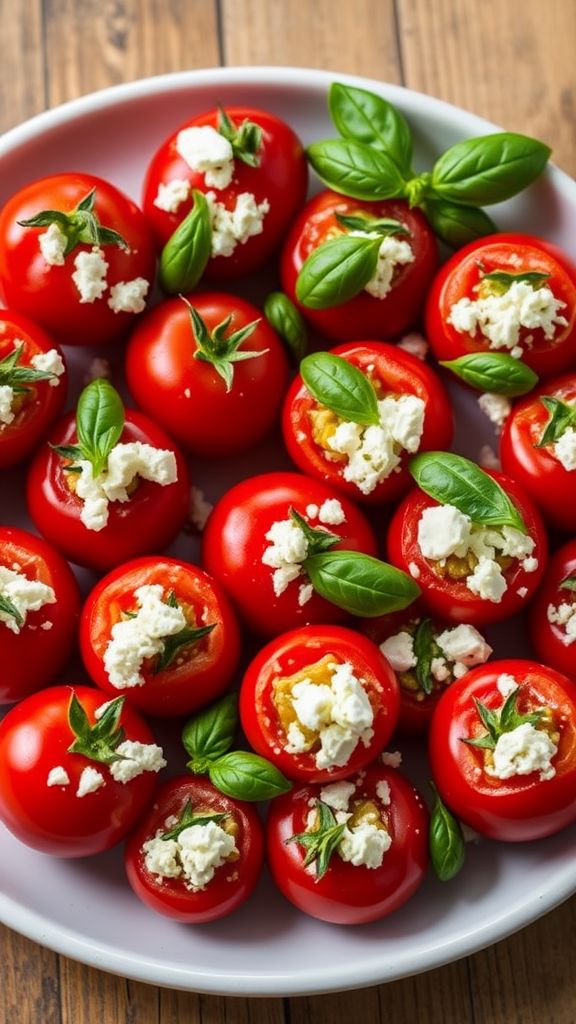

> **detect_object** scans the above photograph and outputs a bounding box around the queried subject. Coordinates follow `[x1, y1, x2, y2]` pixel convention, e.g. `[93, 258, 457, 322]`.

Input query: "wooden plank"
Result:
[0, 0, 45, 132]
[59, 958, 160, 1024]
[0, 924, 60, 1024]
[160, 991, 285, 1023]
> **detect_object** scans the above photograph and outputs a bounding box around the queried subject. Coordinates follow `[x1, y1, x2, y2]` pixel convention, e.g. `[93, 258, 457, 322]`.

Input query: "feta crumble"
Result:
[547, 601, 576, 645]
[187, 486, 213, 532]
[107, 277, 149, 314]
[76, 766, 106, 797]
[261, 517, 309, 596]
[448, 280, 568, 354]
[31, 348, 65, 385]
[47, 766, 70, 787]
[349, 232, 414, 299]
[0, 384, 15, 425]
[143, 819, 237, 890]
[397, 333, 429, 360]
[0, 565, 56, 633]
[153, 178, 191, 213]
[286, 661, 374, 770]
[103, 584, 187, 689]
[74, 441, 178, 531]
[478, 392, 512, 431]
[376, 779, 391, 806]
[317, 498, 346, 526]
[176, 125, 235, 189]
[109, 740, 166, 782]
[381, 750, 402, 768]
[72, 247, 109, 303]
[496, 673, 519, 698]
[319, 780, 356, 811]
[379, 631, 417, 673]
[435, 624, 492, 667]
[205, 190, 270, 258]
[39, 222, 67, 266]
[338, 822, 392, 867]
[554, 427, 576, 472]
[487, 722, 558, 782]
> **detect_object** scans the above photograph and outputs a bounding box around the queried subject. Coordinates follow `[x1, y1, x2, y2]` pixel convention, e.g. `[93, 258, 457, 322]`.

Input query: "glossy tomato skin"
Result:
[202, 471, 378, 637]
[0, 686, 162, 856]
[125, 292, 289, 457]
[80, 556, 241, 717]
[0, 310, 67, 468]
[280, 191, 438, 342]
[142, 107, 308, 279]
[429, 659, 576, 841]
[0, 174, 156, 346]
[424, 233, 576, 378]
[0, 527, 81, 704]
[124, 776, 264, 923]
[386, 473, 548, 626]
[500, 373, 576, 533]
[239, 624, 400, 783]
[529, 541, 576, 680]
[27, 410, 189, 572]
[282, 341, 454, 504]
[266, 763, 428, 924]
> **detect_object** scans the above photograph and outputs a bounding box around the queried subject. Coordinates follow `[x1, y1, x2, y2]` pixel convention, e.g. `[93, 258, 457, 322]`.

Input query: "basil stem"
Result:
[305, 550, 420, 617]
[421, 199, 497, 249]
[182, 693, 238, 771]
[263, 292, 308, 363]
[328, 82, 413, 174]
[159, 189, 212, 294]
[410, 451, 527, 533]
[75, 378, 125, 477]
[208, 751, 292, 801]
[307, 138, 407, 201]
[295, 234, 382, 309]
[300, 351, 380, 426]
[429, 782, 466, 882]
[431, 133, 551, 206]
[440, 353, 539, 397]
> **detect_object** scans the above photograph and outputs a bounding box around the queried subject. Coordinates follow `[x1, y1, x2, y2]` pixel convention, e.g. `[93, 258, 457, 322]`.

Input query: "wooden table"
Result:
[2, 1, 576, 1021]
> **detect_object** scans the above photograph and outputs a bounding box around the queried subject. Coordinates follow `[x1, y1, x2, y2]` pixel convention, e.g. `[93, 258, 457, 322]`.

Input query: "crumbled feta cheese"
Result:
[39, 222, 67, 266]
[261, 517, 309, 596]
[317, 498, 346, 525]
[381, 750, 402, 767]
[522, 557, 539, 573]
[109, 740, 166, 782]
[188, 486, 213, 532]
[153, 178, 191, 213]
[517, 586, 528, 598]
[448, 280, 568, 354]
[478, 444, 501, 471]
[487, 722, 557, 782]
[76, 766, 106, 797]
[0, 384, 15, 425]
[305, 504, 319, 519]
[108, 277, 149, 314]
[354, 233, 414, 300]
[47, 766, 70, 787]
[288, 662, 374, 770]
[338, 822, 392, 867]
[547, 601, 576, 645]
[285, 721, 308, 753]
[496, 673, 519, 698]
[376, 779, 391, 806]
[466, 557, 507, 603]
[435, 624, 492, 666]
[0, 565, 56, 633]
[83, 357, 112, 384]
[379, 631, 416, 673]
[417, 504, 472, 561]
[75, 441, 178, 531]
[142, 835, 181, 878]
[103, 584, 186, 689]
[176, 125, 235, 189]
[297, 583, 314, 607]
[30, 348, 65, 386]
[144, 819, 236, 889]
[205, 190, 270, 258]
[397, 333, 429, 360]
[72, 247, 109, 303]
[409, 561, 421, 579]
[478, 392, 512, 430]
[554, 427, 576, 471]
[319, 780, 356, 811]
[431, 656, 450, 682]
[94, 699, 115, 720]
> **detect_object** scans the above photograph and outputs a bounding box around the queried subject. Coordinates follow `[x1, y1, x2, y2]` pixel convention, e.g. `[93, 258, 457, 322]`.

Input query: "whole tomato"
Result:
[429, 659, 576, 841]
[239, 624, 400, 783]
[0, 173, 156, 346]
[125, 292, 289, 457]
[529, 540, 576, 680]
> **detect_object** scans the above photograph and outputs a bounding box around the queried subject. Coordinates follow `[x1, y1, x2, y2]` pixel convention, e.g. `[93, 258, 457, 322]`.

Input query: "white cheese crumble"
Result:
[39, 222, 67, 266]
[317, 498, 346, 525]
[349, 232, 414, 299]
[478, 444, 501, 471]
[319, 780, 356, 811]
[0, 384, 15, 425]
[417, 504, 472, 561]
[547, 601, 576, 645]
[103, 584, 187, 689]
[376, 779, 391, 805]
[379, 631, 417, 673]
[297, 582, 314, 607]
[47, 766, 70, 787]
[496, 673, 519, 698]
[286, 661, 374, 770]
[143, 820, 237, 890]
[72, 247, 109, 303]
[76, 766, 106, 797]
[109, 740, 166, 782]
[74, 441, 178, 531]
[107, 277, 149, 314]
[153, 178, 191, 213]
[478, 392, 512, 431]
[448, 280, 568, 354]
[176, 125, 235, 189]
[397, 333, 429, 360]
[487, 722, 558, 782]
[0, 565, 56, 633]
[30, 348, 65, 386]
[436, 624, 492, 667]
[205, 190, 270, 258]
[409, 561, 421, 579]
[261, 517, 309, 596]
[83, 357, 112, 384]
[554, 427, 576, 472]
[381, 750, 402, 767]
[339, 822, 392, 867]
[188, 486, 213, 532]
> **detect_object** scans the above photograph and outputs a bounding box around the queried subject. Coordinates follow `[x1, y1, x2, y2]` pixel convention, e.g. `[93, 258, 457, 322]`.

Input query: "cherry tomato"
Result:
[0, 527, 80, 704]
[125, 292, 289, 458]
[429, 659, 576, 841]
[124, 775, 264, 923]
[0, 686, 164, 856]
[424, 233, 576, 378]
[500, 373, 576, 533]
[0, 173, 156, 346]
[142, 106, 308, 279]
[27, 409, 189, 572]
[282, 342, 453, 504]
[280, 191, 438, 342]
[529, 540, 576, 680]
[80, 556, 241, 717]
[202, 471, 378, 637]
[266, 763, 428, 924]
[239, 624, 400, 783]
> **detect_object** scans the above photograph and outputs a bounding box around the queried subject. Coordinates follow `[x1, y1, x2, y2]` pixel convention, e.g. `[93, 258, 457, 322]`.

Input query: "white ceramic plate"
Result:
[1, 66, 576, 998]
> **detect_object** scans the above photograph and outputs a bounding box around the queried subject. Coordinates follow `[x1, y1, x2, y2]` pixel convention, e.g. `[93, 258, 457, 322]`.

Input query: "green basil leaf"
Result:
[413, 618, 435, 696]
[440, 353, 539, 396]
[300, 352, 379, 425]
[182, 693, 238, 767]
[307, 139, 407, 201]
[328, 82, 413, 173]
[481, 270, 550, 291]
[560, 573, 576, 592]
[429, 782, 466, 882]
[535, 397, 576, 447]
[421, 198, 496, 248]
[159, 189, 212, 294]
[431, 133, 551, 206]
[75, 379, 124, 476]
[295, 234, 381, 310]
[410, 452, 527, 533]
[335, 213, 409, 237]
[263, 292, 308, 363]
[289, 507, 340, 555]
[208, 751, 292, 801]
[154, 622, 216, 675]
[305, 551, 420, 617]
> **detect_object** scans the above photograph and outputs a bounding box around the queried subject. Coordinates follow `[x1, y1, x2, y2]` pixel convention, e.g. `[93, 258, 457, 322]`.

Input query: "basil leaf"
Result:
[75, 379, 124, 476]
[289, 507, 340, 555]
[440, 353, 539, 396]
[263, 292, 308, 363]
[307, 139, 407, 201]
[328, 82, 413, 173]
[429, 783, 465, 882]
[208, 751, 292, 802]
[413, 618, 435, 696]
[159, 189, 212, 294]
[154, 622, 216, 674]
[482, 270, 550, 291]
[300, 352, 379, 425]
[410, 452, 527, 533]
[535, 397, 576, 447]
[335, 213, 409, 237]
[421, 198, 496, 249]
[295, 234, 381, 310]
[305, 551, 420, 617]
[182, 693, 238, 768]
[431, 133, 551, 206]
[560, 573, 576, 592]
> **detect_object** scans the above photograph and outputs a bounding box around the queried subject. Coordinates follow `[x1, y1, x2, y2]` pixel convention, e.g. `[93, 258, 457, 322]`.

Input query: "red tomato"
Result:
[0, 173, 156, 347]
[429, 659, 576, 841]
[80, 556, 241, 717]
[27, 410, 189, 572]
[424, 233, 576, 378]
[125, 292, 289, 457]
[0, 527, 80, 704]
[386, 472, 548, 626]
[280, 191, 438, 342]
[0, 686, 163, 856]
[142, 107, 308, 279]
[282, 342, 453, 504]
[500, 373, 576, 533]
[202, 471, 378, 637]
[266, 763, 428, 924]
[529, 541, 576, 680]
[0, 310, 67, 468]
[124, 775, 264, 923]
[239, 624, 400, 783]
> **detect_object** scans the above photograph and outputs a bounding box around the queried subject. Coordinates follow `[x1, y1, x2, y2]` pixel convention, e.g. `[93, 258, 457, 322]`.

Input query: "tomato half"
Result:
[529, 540, 576, 680]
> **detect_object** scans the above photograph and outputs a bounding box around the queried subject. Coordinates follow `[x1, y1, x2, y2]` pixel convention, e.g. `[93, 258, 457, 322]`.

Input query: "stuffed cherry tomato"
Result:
[429, 659, 576, 842]
[142, 106, 308, 279]
[0, 173, 156, 346]
[500, 373, 576, 532]
[266, 763, 428, 924]
[239, 624, 400, 784]
[425, 233, 576, 379]
[281, 191, 438, 342]
[0, 527, 81, 704]
[282, 344, 453, 504]
[124, 775, 264, 923]
[529, 541, 576, 680]
[27, 379, 189, 572]
[80, 556, 241, 717]
[0, 687, 165, 856]
[125, 292, 289, 458]
[0, 310, 67, 468]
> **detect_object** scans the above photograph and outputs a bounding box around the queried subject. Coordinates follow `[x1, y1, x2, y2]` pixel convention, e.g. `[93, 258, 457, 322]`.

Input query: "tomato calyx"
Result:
[67, 692, 127, 766]
[0, 343, 59, 394]
[182, 297, 266, 393]
[534, 396, 576, 449]
[463, 687, 544, 750]
[216, 107, 263, 168]
[159, 797, 228, 842]
[51, 378, 125, 476]
[288, 507, 340, 555]
[477, 265, 551, 298]
[18, 187, 128, 257]
[152, 591, 216, 675]
[286, 799, 346, 879]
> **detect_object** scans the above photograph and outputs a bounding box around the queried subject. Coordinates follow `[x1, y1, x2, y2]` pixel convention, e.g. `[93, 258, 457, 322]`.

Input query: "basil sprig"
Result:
[18, 187, 128, 256]
[0, 342, 61, 393]
[560, 573, 576, 593]
[535, 397, 576, 448]
[295, 234, 382, 309]
[440, 353, 539, 397]
[160, 798, 227, 842]
[429, 783, 465, 882]
[410, 451, 527, 534]
[183, 297, 266, 393]
[305, 551, 420, 618]
[463, 687, 543, 750]
[67, 693, 127, 766]
[263, 292, 308, 363]
[159, 189, 212, 294]
[300, 352, 379, 425]
[52, 378, 124, 476]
